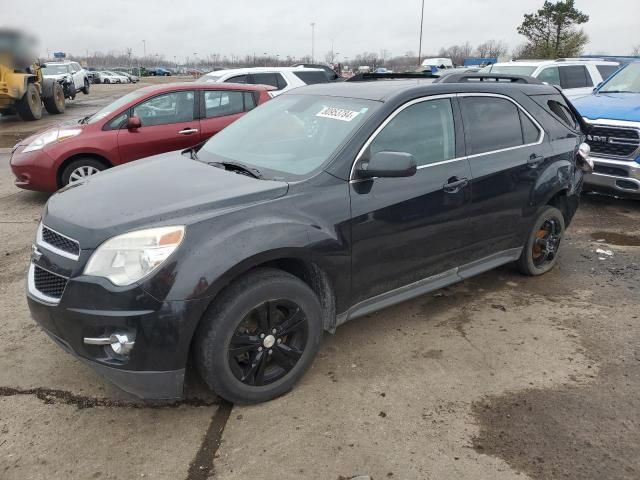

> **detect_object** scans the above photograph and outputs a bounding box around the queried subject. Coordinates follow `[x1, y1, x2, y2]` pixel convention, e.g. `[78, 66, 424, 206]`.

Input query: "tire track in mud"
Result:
[186, 401, 233, 480]
[0, 386, 220, 409]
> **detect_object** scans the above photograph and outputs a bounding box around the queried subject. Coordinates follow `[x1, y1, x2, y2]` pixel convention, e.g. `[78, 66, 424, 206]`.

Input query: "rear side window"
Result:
[293, 71, 330, 85]
[520, 111, 541, 144]
[250, 73, 287, 90]
[204, 90, 245, 118]
[559, 65, 592, 89]
[369, 98, 456, 167]
[548, 100, 579, 130]
[461, 97, 524, 155]
[596, 64, 619, 82]
[244, 92, 257, 110]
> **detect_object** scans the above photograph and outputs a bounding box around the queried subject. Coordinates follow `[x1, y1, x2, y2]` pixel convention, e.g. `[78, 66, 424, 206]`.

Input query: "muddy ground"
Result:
[0, 78, 639, 479]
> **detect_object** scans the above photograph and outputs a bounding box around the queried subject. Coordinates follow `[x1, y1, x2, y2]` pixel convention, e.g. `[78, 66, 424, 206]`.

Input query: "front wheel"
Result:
[195, 268, 322, 404]
[81, 79, 90, 94]
[15, 83, 42, 120]
[517, 206, 565, 276]
[60, 158, 106, 186]
[43, 82, 65, 114]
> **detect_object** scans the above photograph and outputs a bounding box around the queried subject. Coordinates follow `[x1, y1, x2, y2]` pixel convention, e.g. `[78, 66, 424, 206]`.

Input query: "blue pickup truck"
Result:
[572, 62, 640, 198]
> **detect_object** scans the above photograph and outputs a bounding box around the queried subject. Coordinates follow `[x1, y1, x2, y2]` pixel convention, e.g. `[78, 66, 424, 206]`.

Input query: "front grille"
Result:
[33, 265, 68, 299]
[587, 125, 640, 158]
[593, 165, 629, 177]
[41, 226, 80, 257]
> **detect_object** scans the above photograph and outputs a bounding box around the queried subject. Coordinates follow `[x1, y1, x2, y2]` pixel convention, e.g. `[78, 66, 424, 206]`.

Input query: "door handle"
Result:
[178, 128, 199, 135]
[443, 177, 469, 193]
[527, 154, 544, 168]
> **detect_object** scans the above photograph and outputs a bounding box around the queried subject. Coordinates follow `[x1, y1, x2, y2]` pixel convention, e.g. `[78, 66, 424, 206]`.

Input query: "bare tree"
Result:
[476, 39, 509, 59]
[437, 43, 473, 66]
[632, 45, 640, 56]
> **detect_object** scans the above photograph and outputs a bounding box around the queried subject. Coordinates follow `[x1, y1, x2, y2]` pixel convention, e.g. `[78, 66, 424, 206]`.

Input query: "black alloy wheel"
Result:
[228, 299, 308, 387]
[518, 205, 565, 276]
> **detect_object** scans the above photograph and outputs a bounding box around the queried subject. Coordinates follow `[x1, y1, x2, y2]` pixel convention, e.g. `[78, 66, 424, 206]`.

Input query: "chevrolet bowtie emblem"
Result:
[31, 245, 42, 262]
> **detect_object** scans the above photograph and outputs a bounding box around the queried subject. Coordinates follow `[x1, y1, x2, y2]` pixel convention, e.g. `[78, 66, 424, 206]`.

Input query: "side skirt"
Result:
[336, 247, 522, 327]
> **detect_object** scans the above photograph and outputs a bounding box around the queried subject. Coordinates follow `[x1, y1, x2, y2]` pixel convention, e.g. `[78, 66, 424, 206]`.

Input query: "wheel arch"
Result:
[546, 188, 578, 227]
[57, 153, 112, 188]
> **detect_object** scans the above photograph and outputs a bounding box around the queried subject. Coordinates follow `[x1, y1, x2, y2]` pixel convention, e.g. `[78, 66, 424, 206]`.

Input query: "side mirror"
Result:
[357, 151, 417, 179]
[127, 116, 142, 130]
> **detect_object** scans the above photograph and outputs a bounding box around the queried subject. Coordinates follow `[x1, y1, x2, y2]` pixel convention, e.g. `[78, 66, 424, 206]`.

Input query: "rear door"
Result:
[459, 94, 546, 267]
[117, 90, 200, 163]
[199, 89, 258, 140]
[349, 96, 474, 304]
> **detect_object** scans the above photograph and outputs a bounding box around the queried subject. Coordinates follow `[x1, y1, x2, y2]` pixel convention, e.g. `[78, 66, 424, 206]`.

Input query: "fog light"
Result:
[84, 332, 135, 355]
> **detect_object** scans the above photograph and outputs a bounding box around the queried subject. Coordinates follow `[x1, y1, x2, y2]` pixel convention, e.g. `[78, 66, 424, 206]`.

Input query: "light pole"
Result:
[142, 39, 146, 58]
[193, 53, 198, 68]
[310, 22, 315, 62]
[417, 0, 425, 66]
[263, 52, 268, 66]
[276, 54, 280, 66]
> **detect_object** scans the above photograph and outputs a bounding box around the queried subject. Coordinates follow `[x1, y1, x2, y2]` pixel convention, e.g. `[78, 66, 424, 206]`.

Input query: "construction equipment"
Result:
[0, 29, 65, 121]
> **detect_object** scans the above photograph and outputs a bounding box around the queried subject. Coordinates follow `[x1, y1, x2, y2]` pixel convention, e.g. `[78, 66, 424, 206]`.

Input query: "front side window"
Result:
[87, 90, 147, 124]
[537, 67, 560, 86]
[484, 65, 537, 76]
[133, 91, 195, 126]
[596, 64, 619, 82]
[250, 73, 285, 89]
[199, 94, 378, 178]
[368, 99, 455, 167]
[204, 90, 245, 118]
[461, 97, 524, 155]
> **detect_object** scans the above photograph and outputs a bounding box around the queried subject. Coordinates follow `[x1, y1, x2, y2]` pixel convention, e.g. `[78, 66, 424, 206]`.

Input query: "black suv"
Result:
[27, 75, 592, 403]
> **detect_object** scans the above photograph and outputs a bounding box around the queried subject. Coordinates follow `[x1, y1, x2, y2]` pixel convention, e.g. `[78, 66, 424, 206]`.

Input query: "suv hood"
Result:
[572, 93, 640, 123]
[43, 153, 289, 249]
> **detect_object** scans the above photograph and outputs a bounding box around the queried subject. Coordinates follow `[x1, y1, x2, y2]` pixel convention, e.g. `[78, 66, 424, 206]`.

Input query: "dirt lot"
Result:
[1, 78, 639, 480]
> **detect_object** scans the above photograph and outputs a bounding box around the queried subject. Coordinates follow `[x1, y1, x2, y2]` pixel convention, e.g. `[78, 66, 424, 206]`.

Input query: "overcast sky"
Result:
[4, 0, 639, 62]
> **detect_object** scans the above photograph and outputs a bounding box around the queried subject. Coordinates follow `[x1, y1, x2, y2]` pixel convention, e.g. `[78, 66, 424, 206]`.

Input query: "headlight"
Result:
[23, 129, 82, 153]
[84, 226, 185, 286]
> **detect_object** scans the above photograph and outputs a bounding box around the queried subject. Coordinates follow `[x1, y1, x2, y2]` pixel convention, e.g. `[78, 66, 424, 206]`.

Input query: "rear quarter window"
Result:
[293, 71, 330, 85]
[530, 94, 580, 131]
[596, 64, 619, 82]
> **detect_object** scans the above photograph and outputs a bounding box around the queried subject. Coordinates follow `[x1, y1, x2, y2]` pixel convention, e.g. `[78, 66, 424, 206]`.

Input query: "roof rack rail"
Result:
[434, 73, 543, 84]
[346, 72, 439, 82]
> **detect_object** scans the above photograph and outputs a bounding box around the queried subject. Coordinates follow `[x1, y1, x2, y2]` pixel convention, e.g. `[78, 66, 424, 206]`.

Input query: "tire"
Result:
[103, 78, 110, 84]
[195, 268, 323, 404]
[81, 78, 90, 95]
[43, 82, 65, 114]
[60, 158, 107, 186]
[517, 206, 565, 276]
[15, 83, 42, 121]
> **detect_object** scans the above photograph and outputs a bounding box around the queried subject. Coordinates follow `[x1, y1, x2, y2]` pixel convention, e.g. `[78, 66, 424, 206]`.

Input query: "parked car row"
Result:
[91, 70, 139, 84]
[15, 67, 598, 404]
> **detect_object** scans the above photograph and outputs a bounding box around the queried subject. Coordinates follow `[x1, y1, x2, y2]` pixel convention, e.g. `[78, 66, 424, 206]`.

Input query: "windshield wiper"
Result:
[599, 90, 634, 94]
[208, 161, 263, 179]
[78, 114, 93, 124]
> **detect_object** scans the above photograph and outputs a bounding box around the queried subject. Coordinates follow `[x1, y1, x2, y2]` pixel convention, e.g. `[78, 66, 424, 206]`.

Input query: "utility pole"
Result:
[310, 22, 316, 62]
[418, 0, 425, 66]
[142, 39, 146, 59]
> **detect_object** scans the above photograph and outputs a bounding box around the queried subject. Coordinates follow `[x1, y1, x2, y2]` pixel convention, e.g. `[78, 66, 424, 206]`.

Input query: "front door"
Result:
[117, 90, 200, 163]
[349, 96, 473, 305]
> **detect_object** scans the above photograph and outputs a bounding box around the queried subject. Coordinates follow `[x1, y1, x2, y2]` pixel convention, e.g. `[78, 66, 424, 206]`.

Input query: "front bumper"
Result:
[583, 155, 640, 197]
[27, 252, 210, 399]
[10, 146, 59, 192]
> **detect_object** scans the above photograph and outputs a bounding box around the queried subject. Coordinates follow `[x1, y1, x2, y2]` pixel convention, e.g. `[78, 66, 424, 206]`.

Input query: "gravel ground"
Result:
[0, 78, 639, 479]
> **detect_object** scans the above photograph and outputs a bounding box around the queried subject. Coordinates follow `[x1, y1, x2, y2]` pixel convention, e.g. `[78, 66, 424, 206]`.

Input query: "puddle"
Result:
[590, 231, 640, 246]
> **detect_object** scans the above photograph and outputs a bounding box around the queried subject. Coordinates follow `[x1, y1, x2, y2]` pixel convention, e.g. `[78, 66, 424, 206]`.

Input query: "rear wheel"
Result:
[517, 206, 565, 276]
[103, 78, 110, 84]
[61, 158, 107, 186]
[195, 268, 323, 404]
[15, 83, 42, 121]
[43, 83, 65, 114]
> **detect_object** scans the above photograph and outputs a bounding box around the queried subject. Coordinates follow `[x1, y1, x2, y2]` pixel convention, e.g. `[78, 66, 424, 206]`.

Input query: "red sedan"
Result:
[10, 82, 273, 192]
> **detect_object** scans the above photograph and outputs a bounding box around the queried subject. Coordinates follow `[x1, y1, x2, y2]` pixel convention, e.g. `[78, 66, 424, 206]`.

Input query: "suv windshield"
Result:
[42, 64, 68, 75]
[480, 65, 537, 76]
[86, 90, 147, 124]
[199, 94, 378, 178]
[196, 74, 223, 83]
[599, 63, 640, 93]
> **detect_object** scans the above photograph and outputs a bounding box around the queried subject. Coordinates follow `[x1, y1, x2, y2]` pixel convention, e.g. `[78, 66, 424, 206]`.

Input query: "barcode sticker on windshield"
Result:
[316, 106, 361, 122]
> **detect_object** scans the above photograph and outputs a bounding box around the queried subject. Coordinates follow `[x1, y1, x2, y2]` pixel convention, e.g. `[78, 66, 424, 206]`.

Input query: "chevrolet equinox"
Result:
[27, 75, 593, 403]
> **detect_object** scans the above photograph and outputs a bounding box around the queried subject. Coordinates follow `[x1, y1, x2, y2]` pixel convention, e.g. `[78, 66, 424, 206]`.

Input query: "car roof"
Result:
[133, 82, 275, 94]
[285, 79, 560, 102]
[205, 66, 325, 76]
[491, 59, 619, 67]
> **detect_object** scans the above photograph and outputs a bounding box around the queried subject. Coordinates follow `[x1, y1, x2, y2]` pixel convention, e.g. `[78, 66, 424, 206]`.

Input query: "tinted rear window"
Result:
[530, 94, 579, 131]
[293, 71, 330, 85]
[559, 65, 592, 89]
